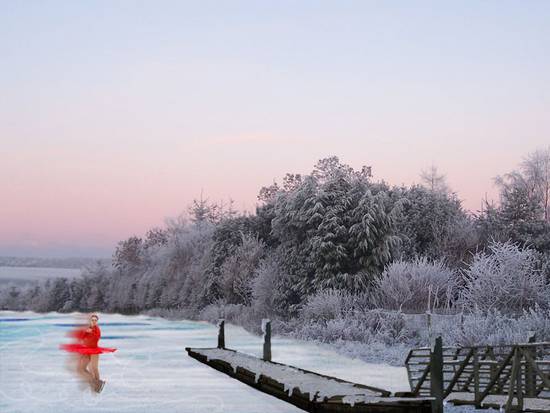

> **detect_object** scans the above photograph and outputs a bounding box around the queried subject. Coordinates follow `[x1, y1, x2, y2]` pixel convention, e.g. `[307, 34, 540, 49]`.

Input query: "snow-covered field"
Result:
[0, 311, 483, 413]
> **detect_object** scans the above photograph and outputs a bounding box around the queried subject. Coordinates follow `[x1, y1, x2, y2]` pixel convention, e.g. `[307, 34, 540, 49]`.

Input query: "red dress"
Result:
[59, 325, 117, 355]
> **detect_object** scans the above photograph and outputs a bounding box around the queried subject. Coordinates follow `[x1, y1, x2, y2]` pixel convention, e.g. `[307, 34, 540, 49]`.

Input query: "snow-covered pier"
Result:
[185, 319, 434, 413]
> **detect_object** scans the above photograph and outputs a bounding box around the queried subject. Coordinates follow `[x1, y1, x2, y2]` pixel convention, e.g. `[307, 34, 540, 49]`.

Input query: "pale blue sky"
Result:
[1, 1, 549, 257]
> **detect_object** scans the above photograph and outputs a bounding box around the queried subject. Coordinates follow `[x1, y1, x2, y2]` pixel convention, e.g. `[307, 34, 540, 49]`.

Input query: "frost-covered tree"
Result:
[220, 232, 265, 305]
[394, 184, 471, 263]
[420, 164, 450, 194]
[269, 157, 401, 295]
[374, 257, 457, 312]
[188, 192, 239, 225]
[460, 241, 549, 313]
[251, 253, 301, 319]
[49, 277, 71, 311]
[477, 148, 550, 253]
[113, 236, 143, 274]
[495, 171, 544, 224]
[521, 146, 550, 221]
[143, 227, 168, 249]
[0, 284, 22, 310]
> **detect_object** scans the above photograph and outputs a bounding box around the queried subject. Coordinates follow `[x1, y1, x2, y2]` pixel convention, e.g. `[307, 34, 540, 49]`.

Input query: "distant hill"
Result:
[0, 256, 112, 269]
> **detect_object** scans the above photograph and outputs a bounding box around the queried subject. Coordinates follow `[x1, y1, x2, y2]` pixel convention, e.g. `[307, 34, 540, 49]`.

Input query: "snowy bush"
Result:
[199, 302, 228, 323]
[374, 257, 457, 312]
[300, 289, 346, 322]
[460, 241, 550, 313]
[517, 306, 550, 342]
[299, 289, 374, 323]
[251, 254, 297, 318]
[435, 306, 550, 347]
[198, 302, 261, 333]
[220, 232, 265, 305]
[294, 306, 414, 347]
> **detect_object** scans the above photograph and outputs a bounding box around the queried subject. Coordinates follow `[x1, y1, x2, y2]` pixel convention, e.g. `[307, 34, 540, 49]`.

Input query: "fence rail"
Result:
[405, 339, 550, 412]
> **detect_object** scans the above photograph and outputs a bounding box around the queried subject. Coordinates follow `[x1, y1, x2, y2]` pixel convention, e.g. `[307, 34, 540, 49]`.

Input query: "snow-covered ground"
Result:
[0, 311, 485, 413]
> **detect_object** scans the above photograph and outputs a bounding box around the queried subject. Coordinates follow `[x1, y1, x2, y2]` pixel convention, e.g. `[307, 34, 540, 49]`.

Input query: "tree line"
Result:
[2, 149, 549, 324]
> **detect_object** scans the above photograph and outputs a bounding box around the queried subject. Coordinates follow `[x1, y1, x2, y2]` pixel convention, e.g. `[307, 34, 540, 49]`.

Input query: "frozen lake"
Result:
[0, 267, 82, 285]
[0, 311, 410, 413]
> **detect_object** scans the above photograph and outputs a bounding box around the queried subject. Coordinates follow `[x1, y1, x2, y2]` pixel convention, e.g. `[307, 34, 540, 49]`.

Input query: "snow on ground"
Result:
[0, 311, 487, 413]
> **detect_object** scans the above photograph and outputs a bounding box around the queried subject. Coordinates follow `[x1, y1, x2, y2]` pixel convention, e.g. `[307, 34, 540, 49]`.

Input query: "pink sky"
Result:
[1, 1, 549, 257]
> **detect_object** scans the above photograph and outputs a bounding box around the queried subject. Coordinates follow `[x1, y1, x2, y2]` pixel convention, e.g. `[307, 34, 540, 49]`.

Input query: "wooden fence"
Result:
[405, 337, 550, 412]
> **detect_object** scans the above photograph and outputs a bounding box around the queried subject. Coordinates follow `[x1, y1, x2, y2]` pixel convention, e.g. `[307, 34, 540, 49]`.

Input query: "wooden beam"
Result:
[478, 348, 515, 401]
[412, 365, 430, 395]
[443, 348, 473, 398]
[217, 319, 225, 349]
[504, 347, 520, 413]
[262, 319, 271, 362]
[522, 349, 550, 390]
[430, 337, 444, 413]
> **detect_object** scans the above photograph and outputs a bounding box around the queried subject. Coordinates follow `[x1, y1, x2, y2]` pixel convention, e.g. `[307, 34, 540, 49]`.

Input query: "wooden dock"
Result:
[185, 319, 434, 413]
[405, 338, 550, 412]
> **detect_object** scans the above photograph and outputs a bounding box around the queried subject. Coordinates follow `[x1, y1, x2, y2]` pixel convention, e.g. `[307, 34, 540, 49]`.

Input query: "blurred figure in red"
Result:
[59, 313, 117, 393]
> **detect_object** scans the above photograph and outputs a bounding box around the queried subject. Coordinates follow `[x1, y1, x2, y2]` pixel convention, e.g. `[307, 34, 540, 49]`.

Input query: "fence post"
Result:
[262, 319, 272, 362]
[426, 311, 432, 343]
[217, 319, 225, 349]
[525, 332, 537, 397]
[473, 346, 481, 408]
[430, 336, 444, 413]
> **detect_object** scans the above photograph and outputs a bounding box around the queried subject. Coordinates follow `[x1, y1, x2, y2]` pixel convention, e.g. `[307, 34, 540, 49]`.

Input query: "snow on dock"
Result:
[186, 346, 434, 413]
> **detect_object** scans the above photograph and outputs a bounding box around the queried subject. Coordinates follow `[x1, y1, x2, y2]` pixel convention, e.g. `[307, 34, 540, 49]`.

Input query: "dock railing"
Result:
[406, 336, 550, 412]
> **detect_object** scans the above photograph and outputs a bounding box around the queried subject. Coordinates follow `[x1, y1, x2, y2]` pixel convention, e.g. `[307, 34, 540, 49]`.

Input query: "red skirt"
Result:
[59, 343, 117, 355]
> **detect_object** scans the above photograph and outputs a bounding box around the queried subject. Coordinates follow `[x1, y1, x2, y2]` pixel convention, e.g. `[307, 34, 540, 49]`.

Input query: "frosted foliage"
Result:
[251, 255, 289, 318]
[374, 257, 457, 312]
[435, 307, 550, 347]
[460, 241, 550, 312]
[297, 291, 413, 347]
[300, 289, 346, 322]
[220, 233, 265, 305]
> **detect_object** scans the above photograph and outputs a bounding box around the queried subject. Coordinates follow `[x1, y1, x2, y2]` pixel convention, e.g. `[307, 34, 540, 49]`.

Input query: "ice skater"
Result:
[59, 313, 117, 393]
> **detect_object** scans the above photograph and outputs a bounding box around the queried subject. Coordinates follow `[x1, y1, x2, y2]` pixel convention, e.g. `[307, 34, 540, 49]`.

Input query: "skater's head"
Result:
[89, 313, 99, 327]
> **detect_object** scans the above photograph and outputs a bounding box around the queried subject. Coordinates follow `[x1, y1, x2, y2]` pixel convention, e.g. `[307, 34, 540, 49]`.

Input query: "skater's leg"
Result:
[89, 354, 100, 382]
[89, 354, 102, 392]
[76, 355, 95, 389]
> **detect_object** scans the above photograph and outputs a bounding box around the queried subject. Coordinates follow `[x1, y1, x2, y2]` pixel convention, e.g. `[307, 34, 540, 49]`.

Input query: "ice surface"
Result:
[0, 311, 482, 413]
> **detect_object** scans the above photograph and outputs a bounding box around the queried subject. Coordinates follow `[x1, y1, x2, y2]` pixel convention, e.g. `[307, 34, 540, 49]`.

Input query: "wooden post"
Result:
[426, 311, 432, 343]
[516, 348, 524, 412]
[217, 318, 225, 349]
[525, 332, 537, 397]
[430, 336, 444, 413]
[473, 347, 481, 408]
[262, 319, 271, 362]
[505, 347, 520, 413]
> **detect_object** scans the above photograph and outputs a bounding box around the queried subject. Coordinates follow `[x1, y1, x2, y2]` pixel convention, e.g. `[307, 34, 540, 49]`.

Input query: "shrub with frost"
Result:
[295, 290, 413, 346]
[299, 289, 346, 322]
[435, 306, 550, 347]
[374, 257, 457, 312]
[299, 289, 373, 323]
[251, 254, 300, 319]
[460, 241, 549, 313]
[220, 232, 265, 305]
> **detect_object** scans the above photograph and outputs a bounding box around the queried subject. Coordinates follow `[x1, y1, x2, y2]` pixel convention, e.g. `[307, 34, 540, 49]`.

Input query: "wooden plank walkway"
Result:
[186, 347, 434, 413]
[185, 319, 434, 413]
